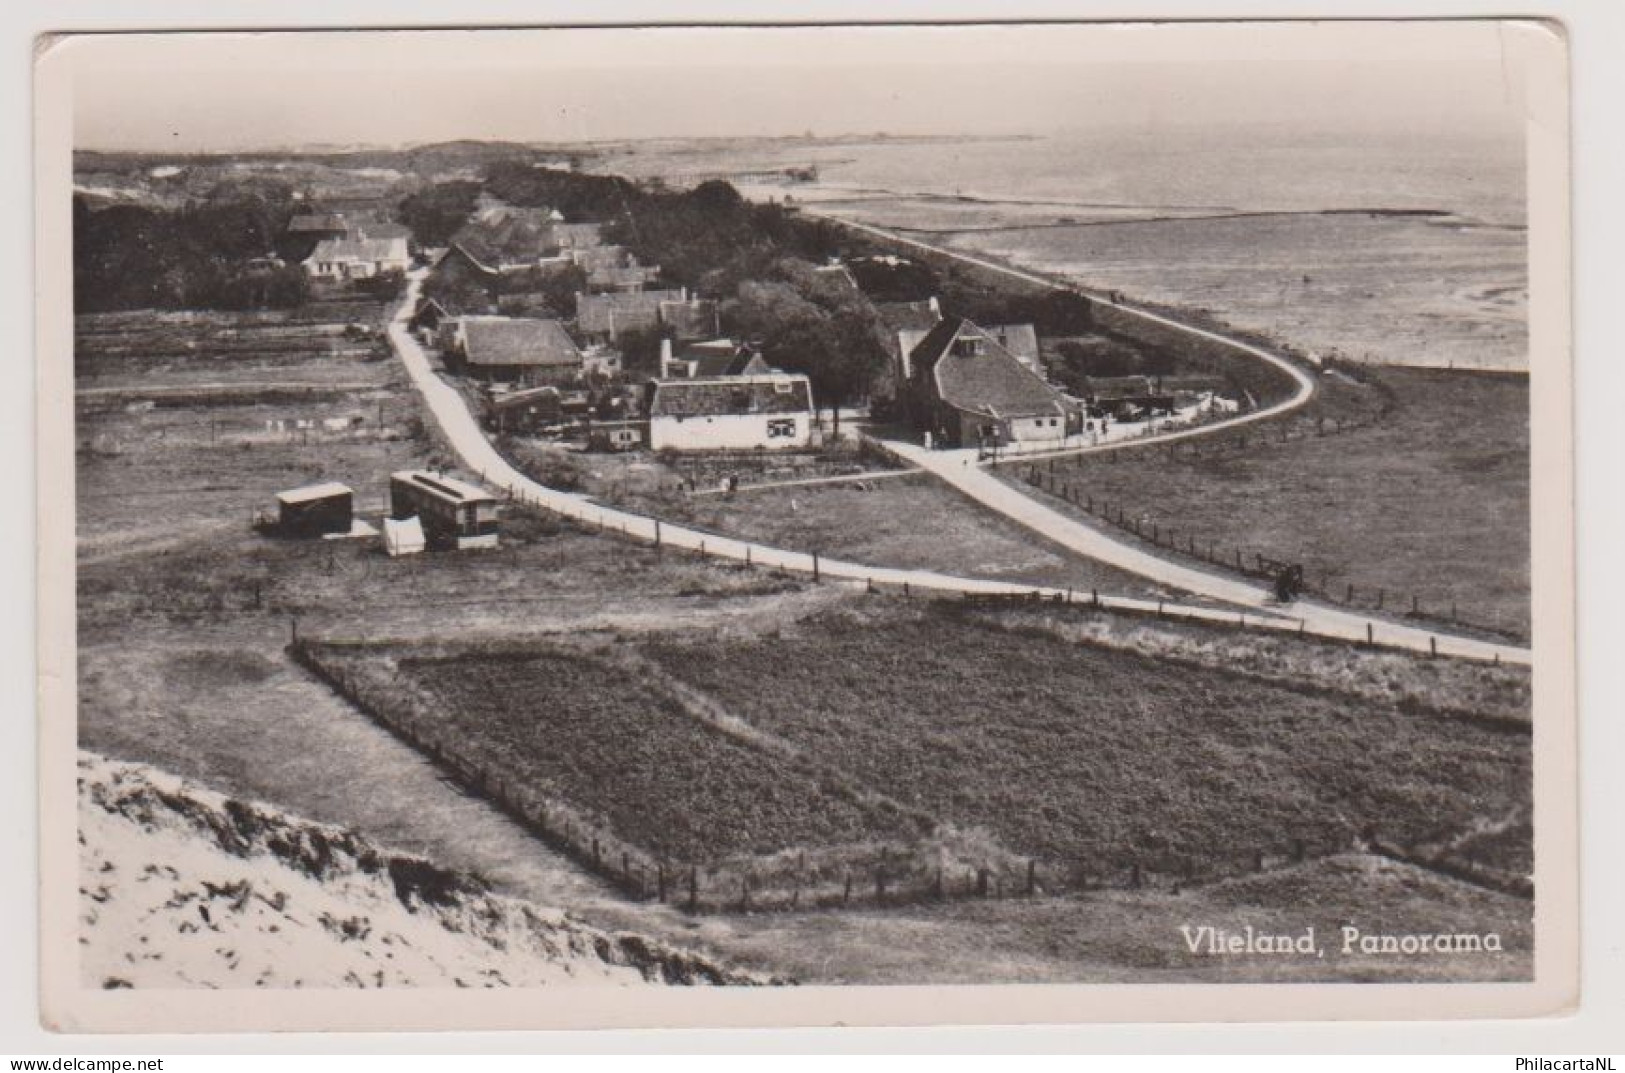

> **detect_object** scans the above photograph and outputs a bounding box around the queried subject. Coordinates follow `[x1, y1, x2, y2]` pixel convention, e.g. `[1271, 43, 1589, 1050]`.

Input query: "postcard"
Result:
[35, 19, 1575, 1031]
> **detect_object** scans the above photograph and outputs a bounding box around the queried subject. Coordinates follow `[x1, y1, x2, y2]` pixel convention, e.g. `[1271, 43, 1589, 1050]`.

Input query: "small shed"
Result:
[275, 482, 354, 538]
[383, 515, 426, 557]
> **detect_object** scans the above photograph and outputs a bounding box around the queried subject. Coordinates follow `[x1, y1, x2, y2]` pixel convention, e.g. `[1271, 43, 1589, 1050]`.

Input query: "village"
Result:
[265, 188, 1242, 556]
[67, 140, 1536, 989]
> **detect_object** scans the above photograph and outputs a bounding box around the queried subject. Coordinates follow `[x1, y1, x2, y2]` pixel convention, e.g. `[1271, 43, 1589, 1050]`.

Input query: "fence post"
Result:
[1026, 859, 1037, 897]
[1091, 587, 1100, 608]
[1430, 635, 1438, 659]
[745, 545, 752, 568]
[813, 552, 821, 582]
[1365, 622, 1374, 645]
[654, 519, 662, 550]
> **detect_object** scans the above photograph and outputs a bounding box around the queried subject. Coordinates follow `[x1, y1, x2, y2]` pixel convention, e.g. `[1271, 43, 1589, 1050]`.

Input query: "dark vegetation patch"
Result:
[639, 607, 1530, 885]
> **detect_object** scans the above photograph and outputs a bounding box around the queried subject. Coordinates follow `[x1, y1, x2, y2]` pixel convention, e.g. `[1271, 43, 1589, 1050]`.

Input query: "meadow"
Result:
[1009, 367, 1530, 638]
[641, 606, 1531, 887]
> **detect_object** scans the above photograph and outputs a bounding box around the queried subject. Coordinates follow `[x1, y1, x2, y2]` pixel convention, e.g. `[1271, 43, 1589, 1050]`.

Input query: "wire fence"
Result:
[289, 636, 1531, 914]
[1001, 454, 1525, 643]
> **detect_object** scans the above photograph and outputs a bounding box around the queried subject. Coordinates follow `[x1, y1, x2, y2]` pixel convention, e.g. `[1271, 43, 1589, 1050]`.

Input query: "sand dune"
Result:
[78, 751, 759, 989]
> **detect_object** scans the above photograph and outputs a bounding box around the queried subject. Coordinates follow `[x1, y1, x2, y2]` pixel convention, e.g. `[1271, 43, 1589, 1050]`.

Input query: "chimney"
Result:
[928, 296, 941, 317]
[660, 338, 674, 376]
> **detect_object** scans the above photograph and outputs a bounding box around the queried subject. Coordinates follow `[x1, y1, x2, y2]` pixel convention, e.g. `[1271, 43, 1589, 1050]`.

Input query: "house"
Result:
[876, 297, 944, 381]
[286, 213, 350, 241]
[274, 482, 353, 537]
[907, 317, 1081, 448]
[488, 385, 563, 434]
[446, 209, 571, 275]
[575, 288, 688, 342]
[659, 338, 770, 379]
[646, 373, 815, 452]
[303, 236, 411, 280]
[389, 470, 499, 551]
[587, 263, 663, 293]
[407, 296, 468, 339]
[587, 424, 643, 452]
[446, 316, 583, 385]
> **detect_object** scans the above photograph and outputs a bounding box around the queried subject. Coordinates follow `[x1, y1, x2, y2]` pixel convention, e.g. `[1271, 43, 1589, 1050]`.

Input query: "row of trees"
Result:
[74, 181, 314, 312]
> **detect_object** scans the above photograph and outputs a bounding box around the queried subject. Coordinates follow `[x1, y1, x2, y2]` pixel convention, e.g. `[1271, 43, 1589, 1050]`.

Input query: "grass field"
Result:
[641, 605, 1531, 885]
[1008, 367, 1530, 638]
[586, 468, 1182, 601]
[382, 646, 926, 862]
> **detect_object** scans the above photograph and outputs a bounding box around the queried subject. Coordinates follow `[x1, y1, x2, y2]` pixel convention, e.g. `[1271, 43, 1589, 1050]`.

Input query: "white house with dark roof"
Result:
[303, 236, 410, 280]
[645, 372, 815, 452]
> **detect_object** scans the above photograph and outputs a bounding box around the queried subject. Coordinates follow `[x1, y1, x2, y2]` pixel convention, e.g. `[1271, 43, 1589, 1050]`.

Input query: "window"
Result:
[773, 380, 794, 394]
[952, 337, 985, 357]
[767, 419, 797, 439]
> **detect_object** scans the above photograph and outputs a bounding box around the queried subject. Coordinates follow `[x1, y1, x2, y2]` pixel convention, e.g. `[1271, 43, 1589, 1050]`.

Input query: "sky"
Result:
[60, 21, 1536, 152]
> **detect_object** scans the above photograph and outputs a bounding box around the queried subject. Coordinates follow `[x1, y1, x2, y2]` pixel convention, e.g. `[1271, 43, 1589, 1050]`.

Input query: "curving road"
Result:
[386, 270, 1528, 665]
[812, 214, 1319, 461]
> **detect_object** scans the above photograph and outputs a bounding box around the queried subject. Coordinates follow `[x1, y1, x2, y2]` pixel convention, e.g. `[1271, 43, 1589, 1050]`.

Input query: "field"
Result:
[336, 645, 928, 863]
[640, 605, 1531, 885]
[1004, 367, 1530, 638]
[511, 439, 1185, 602]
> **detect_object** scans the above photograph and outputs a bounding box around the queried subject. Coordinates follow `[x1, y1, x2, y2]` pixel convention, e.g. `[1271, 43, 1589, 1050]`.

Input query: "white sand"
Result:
[78, 751, 751, 989]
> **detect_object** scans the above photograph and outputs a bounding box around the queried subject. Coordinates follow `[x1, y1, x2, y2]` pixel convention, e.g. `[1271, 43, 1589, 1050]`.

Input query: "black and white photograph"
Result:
[34, 18, 1576, 1032]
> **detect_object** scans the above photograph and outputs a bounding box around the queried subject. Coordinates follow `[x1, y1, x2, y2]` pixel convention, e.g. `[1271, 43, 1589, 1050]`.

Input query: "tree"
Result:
[396, 180, 483, 247]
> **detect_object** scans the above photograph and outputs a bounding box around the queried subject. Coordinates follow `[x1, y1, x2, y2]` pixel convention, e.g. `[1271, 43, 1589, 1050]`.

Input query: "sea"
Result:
[681, 124, 1531, 370]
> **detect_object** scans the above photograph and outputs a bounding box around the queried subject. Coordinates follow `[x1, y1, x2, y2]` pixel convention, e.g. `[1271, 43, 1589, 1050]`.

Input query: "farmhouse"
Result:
[646, 373, 815, 452]
[446, 316, 583, 386]
[274, 482, 353, 538]
[575, 288, 688, 343]
[659, 338, 770, 379]
[908, 317, 1081, 448]
[446, 209, 573, 276]
[389, 470, 499, 551]
[303, 236, 410, 280]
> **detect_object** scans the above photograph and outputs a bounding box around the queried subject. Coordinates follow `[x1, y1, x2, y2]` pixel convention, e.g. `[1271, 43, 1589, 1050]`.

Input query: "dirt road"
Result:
[387, 272, 1528, 664]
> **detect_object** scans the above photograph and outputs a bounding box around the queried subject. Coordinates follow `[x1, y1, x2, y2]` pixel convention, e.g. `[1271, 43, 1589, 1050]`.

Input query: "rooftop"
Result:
[306, 236, 408, 265]
[456, 316, 582, 369]
[391, 470, 497, 505]
[648, 374, 813, 418]
[912, 317, 1070, 420]
[275, 481, 352, 505]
